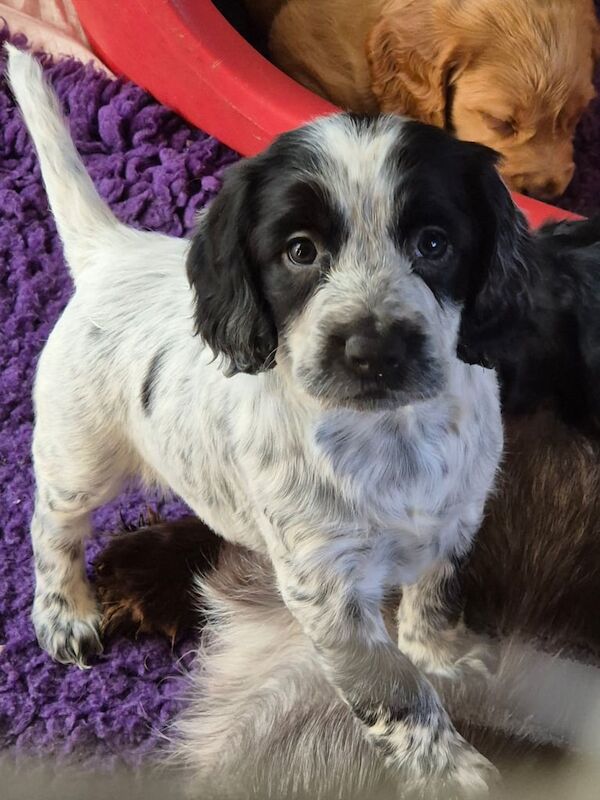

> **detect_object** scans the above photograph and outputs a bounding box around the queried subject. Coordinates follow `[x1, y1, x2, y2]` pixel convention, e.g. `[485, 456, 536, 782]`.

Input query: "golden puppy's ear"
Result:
[366, 12, 464, 126]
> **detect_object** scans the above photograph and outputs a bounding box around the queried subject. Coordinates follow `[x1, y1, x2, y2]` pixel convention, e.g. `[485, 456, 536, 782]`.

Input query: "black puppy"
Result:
[461, 215, 600, 428]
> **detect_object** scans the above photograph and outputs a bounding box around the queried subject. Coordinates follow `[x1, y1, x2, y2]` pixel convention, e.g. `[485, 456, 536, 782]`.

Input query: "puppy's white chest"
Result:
[311, 382, 500, 558]
[315, 404, 462, 502]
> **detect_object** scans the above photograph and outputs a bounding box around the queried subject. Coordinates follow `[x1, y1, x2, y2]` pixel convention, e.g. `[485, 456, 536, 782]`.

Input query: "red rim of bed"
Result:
[71, 0, 583, 228]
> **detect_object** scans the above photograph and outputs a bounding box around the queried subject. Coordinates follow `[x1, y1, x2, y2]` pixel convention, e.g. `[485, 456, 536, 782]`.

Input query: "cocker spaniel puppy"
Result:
[254, 0, 599, 198]
[8, 45, 532, 795]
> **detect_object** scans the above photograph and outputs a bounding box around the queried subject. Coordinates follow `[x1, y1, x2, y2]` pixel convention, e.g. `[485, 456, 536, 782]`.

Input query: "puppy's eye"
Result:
[480, 112, 516, 138]
[415, 228, 448, 260]
[286, 236, 318, 266]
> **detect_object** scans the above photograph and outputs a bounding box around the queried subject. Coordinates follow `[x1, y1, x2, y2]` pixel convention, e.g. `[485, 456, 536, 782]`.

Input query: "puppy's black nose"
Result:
[344, 334, 402, 381]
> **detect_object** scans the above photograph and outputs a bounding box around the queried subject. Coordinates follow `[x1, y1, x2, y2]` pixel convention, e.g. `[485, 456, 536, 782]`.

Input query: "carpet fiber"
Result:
[1, 15, 600, 767]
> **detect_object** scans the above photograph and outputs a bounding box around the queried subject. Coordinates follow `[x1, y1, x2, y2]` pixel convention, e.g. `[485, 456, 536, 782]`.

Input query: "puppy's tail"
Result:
[6, 45, 121, 281]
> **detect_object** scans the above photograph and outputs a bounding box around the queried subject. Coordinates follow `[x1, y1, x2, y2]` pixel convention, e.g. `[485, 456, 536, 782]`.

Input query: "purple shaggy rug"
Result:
[1, 12, 600, 768]
[0, 28, 237, 767]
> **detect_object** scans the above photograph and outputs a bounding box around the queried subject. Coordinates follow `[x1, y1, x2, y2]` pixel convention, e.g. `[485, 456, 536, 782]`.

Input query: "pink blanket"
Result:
[0, 0, 108, 68]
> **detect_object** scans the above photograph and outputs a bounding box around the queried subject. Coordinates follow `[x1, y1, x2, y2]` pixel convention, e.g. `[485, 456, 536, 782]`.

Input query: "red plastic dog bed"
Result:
[72, 0, 580, 228]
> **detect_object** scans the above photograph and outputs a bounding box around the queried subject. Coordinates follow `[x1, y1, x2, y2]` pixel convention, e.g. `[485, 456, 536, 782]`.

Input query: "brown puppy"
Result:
[251, 0, 599, 198]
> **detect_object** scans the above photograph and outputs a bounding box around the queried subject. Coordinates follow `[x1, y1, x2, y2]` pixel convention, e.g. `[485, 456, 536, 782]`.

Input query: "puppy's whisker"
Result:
[262, 347, 278, 371]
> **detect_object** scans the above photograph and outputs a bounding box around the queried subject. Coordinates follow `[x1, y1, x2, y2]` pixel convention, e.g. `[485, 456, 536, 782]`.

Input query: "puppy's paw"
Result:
[452, 641, 499, 683]
[403, 732, 498, 799]
[377, 705, 498, 799]
[440, 737, 498, 798]
[399, 626, 497, 683]
[33, 588, 102, 668]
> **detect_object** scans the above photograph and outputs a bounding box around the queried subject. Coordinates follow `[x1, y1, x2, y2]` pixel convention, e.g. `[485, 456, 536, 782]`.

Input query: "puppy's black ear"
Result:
[187, 160, 277, 376]
[458, 148, 534, 365]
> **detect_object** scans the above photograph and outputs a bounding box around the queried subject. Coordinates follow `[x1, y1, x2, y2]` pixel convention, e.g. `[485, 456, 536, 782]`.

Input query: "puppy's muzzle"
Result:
[333, 319, 428, 393]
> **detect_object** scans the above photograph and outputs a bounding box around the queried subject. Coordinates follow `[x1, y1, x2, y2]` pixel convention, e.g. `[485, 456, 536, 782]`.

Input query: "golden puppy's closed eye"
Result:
[368, 0, 600, 198]
[262, 0, 599, 199]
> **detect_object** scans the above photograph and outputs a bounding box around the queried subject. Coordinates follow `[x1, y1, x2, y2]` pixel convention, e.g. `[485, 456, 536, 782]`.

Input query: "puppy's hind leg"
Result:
[31, 427, 131, 668]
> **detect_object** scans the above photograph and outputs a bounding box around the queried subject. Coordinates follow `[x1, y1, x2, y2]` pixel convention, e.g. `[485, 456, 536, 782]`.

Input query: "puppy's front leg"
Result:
[269, 537, 495, 796]
[31, 489, 102, 668]
[30, 424, 129, 667]
[398, 558, 494, 681]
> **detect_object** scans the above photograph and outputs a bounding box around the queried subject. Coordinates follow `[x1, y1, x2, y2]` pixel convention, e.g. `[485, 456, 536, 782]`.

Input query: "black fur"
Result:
[460, 215, 600, 429]
[186, 127, 348, 376]
[141, 347, 166, 414]
[187, 114, 534, 386]
[186, 158, 278, 376]
[391, 123, 533, 322]
[456, 146, 535, 366]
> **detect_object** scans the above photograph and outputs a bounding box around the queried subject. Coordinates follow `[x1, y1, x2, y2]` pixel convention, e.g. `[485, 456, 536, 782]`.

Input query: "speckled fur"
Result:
[8, 44, 522, 795]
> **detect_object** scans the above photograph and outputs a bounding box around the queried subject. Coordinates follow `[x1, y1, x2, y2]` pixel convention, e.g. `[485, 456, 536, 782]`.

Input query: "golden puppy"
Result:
[251, 0, 599, 198]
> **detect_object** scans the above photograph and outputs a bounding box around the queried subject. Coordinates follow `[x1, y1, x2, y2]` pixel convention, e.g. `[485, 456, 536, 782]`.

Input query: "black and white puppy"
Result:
[8, 45, 532, 795]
